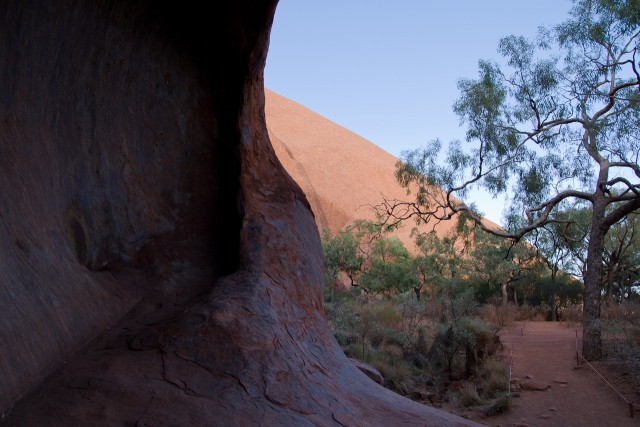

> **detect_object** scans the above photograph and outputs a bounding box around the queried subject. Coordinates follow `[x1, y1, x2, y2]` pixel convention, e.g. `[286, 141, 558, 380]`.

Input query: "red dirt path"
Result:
[487, 322, 638, 427]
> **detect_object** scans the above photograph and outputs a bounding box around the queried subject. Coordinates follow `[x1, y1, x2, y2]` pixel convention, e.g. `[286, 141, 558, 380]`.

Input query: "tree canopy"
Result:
[380, 0, 640, 359]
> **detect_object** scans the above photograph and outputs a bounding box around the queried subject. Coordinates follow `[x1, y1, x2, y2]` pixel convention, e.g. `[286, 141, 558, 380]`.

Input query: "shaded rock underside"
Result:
[0, 2, 477, 425]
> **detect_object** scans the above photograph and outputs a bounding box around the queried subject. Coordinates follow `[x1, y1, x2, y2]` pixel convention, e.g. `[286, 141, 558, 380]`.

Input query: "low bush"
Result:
[483, 393, 511, 416]
[455, 384, 482, 407]
[481, 303, 517, 329]
[324, 290, 510, 415]
[426, 317, 499, 380]
[559, 304, 583, 326]
[479, 358, 509, 398]
[515, 305, 545, 321]
[602, 300, 640, 360]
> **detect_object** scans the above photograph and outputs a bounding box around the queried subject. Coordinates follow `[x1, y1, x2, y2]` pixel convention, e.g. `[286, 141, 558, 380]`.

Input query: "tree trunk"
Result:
[550, 286, 557, 321]
[550, 268, 557, 321]
[604, 262, 615, 301]
[502, 270, 516, 306]
[583, 197, 606, 360]
[501, 281, 509, 306]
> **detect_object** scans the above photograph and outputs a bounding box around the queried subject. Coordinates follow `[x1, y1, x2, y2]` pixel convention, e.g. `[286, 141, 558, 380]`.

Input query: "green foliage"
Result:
[527, 273, 583, 309]
[480, 358, 510, 398]
[389, 0, 640, 244]
[459, 228, 544, 308]
[324, 275, 518, 413]
[428, 316, 498, 380]
[387, 0, 640, 238]
[531, 204, 640, 303]
[360, 237, 419, 294]
[321, 228, 363, 303]
[455, 385, 482, 407]
[321, 222, 423, 298]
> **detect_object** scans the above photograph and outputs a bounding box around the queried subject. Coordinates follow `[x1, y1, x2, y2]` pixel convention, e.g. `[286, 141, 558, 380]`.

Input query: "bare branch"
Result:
[603, 197, 640, 230]
[609, 160, 640, 179]
[592, 80, 640, 122]
[602, 176, 640, 197]
[599, 101, 636, 122]
[378, 183, 593, 244]
[632, 48, 640, 90]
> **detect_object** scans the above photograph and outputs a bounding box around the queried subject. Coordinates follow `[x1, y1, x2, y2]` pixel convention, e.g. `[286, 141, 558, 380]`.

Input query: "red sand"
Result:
[488, 322, 638, 427]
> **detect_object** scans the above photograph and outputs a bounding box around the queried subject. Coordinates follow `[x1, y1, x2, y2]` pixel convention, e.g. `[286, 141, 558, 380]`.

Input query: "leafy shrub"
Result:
[515, 304, 546, 321]
[483, 393, 511, 416]
[370, 301, 402, 328]
[343, 341, 371, 361]
[370, 351, 413, 394]
[333, 330, 357, 348]
[459, 318, 500, 377]
[481, 303, 517, 328]
[427, 317, 499, 379]
[455, 384, 482, 407]
[480, 358, 509, 398]
[381, 335, 405, 358]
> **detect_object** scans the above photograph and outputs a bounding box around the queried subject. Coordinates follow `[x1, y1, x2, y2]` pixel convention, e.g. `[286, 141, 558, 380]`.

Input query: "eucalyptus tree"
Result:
[380, 0, 640, 359]
[412, 213, 475, 301]
[321, 219, 388, 297]
[601, 212, 640, 300]
[321, 228, 362, 302]
[359, 236, 419, 295]
[544, 205, 640, 301]
[531, 224, 577, 320]
[470, 231, 540, 307]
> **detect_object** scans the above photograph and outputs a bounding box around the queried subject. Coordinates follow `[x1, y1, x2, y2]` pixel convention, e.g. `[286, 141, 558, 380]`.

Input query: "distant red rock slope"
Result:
[265, 88, 458, 250]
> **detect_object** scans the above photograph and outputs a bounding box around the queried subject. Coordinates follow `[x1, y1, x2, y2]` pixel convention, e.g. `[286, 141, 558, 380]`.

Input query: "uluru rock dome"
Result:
[265, 88, 461, 250]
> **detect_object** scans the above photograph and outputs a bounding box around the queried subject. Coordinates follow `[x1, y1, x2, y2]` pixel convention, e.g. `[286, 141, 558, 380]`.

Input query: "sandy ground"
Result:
[486, 322, 639, 427]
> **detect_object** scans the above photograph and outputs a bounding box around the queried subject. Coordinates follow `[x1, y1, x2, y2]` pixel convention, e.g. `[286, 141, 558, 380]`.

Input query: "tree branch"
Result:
[602, 176, 640, 198]
[602, 197, 640, 231]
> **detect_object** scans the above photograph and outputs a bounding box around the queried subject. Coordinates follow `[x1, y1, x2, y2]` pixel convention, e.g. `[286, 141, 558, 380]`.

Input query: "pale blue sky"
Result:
[265, 1, 573, 224]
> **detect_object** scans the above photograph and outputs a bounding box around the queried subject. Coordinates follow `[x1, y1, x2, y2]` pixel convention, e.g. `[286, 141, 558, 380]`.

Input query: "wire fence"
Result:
[575, 330, 638, 418]
[504, 323, 638, 418]
[507, 345, 513, 396]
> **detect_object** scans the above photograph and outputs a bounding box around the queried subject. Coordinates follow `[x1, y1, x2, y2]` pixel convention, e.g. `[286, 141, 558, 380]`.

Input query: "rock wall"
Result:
[0, 1, 477, 425]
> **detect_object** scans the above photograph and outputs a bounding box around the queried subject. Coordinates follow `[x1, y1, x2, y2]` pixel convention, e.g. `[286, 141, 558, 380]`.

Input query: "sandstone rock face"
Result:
[265, 89, 461, 251]
[0, 1, 478, 425]
[265, 90, 501, 252]
[350, 358, 385, 385]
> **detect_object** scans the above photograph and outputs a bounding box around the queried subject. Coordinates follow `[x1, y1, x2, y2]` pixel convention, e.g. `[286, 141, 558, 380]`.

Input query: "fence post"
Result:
[509, 345, 514, 395]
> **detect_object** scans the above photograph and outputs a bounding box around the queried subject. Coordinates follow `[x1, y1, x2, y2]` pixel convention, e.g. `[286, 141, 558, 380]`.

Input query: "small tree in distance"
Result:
[533, 226, 573, 320]
[412, 216, 474, 301]
[379, 0, 640, 359]
[321, 228, 362, 302]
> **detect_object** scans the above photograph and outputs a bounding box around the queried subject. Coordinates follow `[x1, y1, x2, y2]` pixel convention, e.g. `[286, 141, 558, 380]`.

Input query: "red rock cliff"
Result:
[0, 2, 478, 425]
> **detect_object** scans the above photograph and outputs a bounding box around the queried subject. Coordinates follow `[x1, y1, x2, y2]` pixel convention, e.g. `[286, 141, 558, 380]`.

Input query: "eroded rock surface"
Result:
[0, 1, 478, 425]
